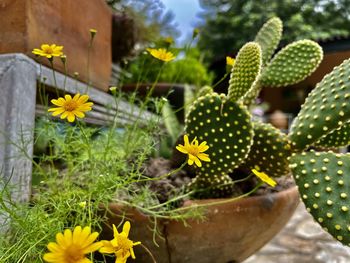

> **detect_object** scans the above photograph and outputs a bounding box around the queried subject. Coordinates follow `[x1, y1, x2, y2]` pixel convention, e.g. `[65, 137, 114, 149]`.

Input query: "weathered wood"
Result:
[0, 54, 37, 202]
[0, 0, 112, 91]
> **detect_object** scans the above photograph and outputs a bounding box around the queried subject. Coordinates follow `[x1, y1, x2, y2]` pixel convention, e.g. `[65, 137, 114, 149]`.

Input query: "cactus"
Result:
[289, 151, 350, 245]
[315, 123, 350, 148]
[185, 92, 254, 197]
[174, 17, 323, 199]
[285, 55, 350, 245]
[260, 40, 323, 88]
[242, 20, 322, 106]
[173, 17, 350, 247]
[254, 17, 282, 66]
[227, 42, 262, 102]
[243, 121, 292, 177]
[289, 58, 350, 150]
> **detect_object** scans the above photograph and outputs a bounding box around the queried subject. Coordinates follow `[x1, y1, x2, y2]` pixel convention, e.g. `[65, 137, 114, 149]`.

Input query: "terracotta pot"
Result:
[102, 186, 299, 263]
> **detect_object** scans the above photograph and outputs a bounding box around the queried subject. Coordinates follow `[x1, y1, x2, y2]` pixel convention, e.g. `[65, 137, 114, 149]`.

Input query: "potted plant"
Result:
[103, 17, 326, 263]
[3, 17, 350, 263]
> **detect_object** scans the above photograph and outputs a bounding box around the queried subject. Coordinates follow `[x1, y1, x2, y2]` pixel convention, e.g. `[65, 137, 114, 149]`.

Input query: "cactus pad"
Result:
[254, 17, 283, 66]
[289, 151, 350, 246]
[289, 58, 350, 150]
[188, 173, 235, 198]
[260, 40, 323, 87]
[228, 42, 262, 102]
[243, 121, 292, 177]
[185, 92, 254, 197]
[316, 122, 350, 148]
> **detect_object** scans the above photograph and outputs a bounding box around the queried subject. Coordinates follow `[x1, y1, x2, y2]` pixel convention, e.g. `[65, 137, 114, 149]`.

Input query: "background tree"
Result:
[197, 0, 350, 62]
[107, 0, 179, 46]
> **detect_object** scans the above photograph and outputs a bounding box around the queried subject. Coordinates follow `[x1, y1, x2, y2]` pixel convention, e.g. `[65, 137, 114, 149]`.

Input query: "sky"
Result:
[161, 0, 203, 44]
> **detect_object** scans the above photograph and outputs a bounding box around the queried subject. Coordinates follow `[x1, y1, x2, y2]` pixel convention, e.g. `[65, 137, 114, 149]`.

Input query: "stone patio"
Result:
[244, 203, 350, 262]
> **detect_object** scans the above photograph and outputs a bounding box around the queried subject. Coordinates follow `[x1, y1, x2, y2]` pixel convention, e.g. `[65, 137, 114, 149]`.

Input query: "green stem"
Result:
[77, 122, 93, 176]
[49, 60, 59, 97]
[133, 162, 186, 184]
[212, 72, 229, 89]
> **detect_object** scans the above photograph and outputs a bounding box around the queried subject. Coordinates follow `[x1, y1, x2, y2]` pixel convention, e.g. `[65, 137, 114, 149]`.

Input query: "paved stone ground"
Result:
[244, 203, 350, 263]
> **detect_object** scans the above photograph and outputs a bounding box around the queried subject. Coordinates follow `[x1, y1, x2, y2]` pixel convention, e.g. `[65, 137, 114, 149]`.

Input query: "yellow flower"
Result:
[252, 168, 277, 187]
[89, 28, 97, 34]
[79, 201, 87, 208]
[48, 93, 93, 122]
[43, 226, 102, 263]
[176, 134, 210, 167]
[32, 44, 64, 59]
[146, 48, 175, 62]
[164, 36, 174, 44]
[226, 56, 235, 67]
[99, 221, 141, 263]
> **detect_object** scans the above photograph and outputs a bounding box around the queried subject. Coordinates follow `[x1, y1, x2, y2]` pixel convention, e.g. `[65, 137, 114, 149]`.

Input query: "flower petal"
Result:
[56, 232, 67, 248]
[72, 226, 82, 244]
[77, 95, 90, 104]
[82, 241, 102, 254]
[47, 242, 63, 253]
[67, 112, 76, 122]
[60, 111, 68, 120]
[175, 145, 188, 154]
[84, 231, 99, 246]
[183, 134, 190, 146]
[73, 93, 81, 101]
[197, 153, 210, 162]
[122, 221, 131, 236]
[64, 94, 72, 101]
[73, 110, 85, 118]
[99, 240, 116, 254]
[51, 98, 66, 106]
[198, 142, 209, 152]
[63, 229, 73, 244]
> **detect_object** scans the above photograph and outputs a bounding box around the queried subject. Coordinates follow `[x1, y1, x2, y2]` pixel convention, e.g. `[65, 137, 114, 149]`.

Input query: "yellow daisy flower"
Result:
[43, 226, 102, 263]
[252, 168, 277, 187]
[176, 134, 211, 168]
[99, 221, 141, 263]
[48, 93, 93, 122]
[226, 56, 235, 67]
[146, 48, 176, 62]
[32, 44, 64, 59]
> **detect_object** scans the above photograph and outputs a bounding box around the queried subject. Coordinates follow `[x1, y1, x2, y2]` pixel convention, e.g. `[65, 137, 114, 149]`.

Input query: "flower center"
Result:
[64, 244, 84, 263]
[64, 100, 78, 111]
[43, 46, 54, 54]
[118, 236, 133, 251]
[188, 145, 199, 156]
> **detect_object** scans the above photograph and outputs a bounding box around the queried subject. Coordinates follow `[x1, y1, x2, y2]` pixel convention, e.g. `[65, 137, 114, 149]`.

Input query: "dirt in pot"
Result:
[144, 158, 295, 206]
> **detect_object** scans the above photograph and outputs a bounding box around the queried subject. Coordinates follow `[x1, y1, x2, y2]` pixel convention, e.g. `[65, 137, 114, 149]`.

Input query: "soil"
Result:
[145, 157, 295, 204]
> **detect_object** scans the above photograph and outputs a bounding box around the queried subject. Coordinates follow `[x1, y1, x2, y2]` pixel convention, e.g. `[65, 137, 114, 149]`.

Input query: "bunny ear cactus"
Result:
[260, 40, 323, 88]
[243, 121, 292, 177]
[289, 151, 350, 245]
[254, 17, 283, 66]
[242, 17, 282, 106]
[227, 42, 262, 102]
[287, 56, 350, 246]
[243, 37, 322, 106]
[184, 93, 254, 198]
[315, 123, 350, 148]
[289, 58, 350, 150]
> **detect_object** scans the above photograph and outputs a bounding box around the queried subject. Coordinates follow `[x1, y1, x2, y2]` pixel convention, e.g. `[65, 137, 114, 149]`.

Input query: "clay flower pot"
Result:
[102, 186, 299, 263]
